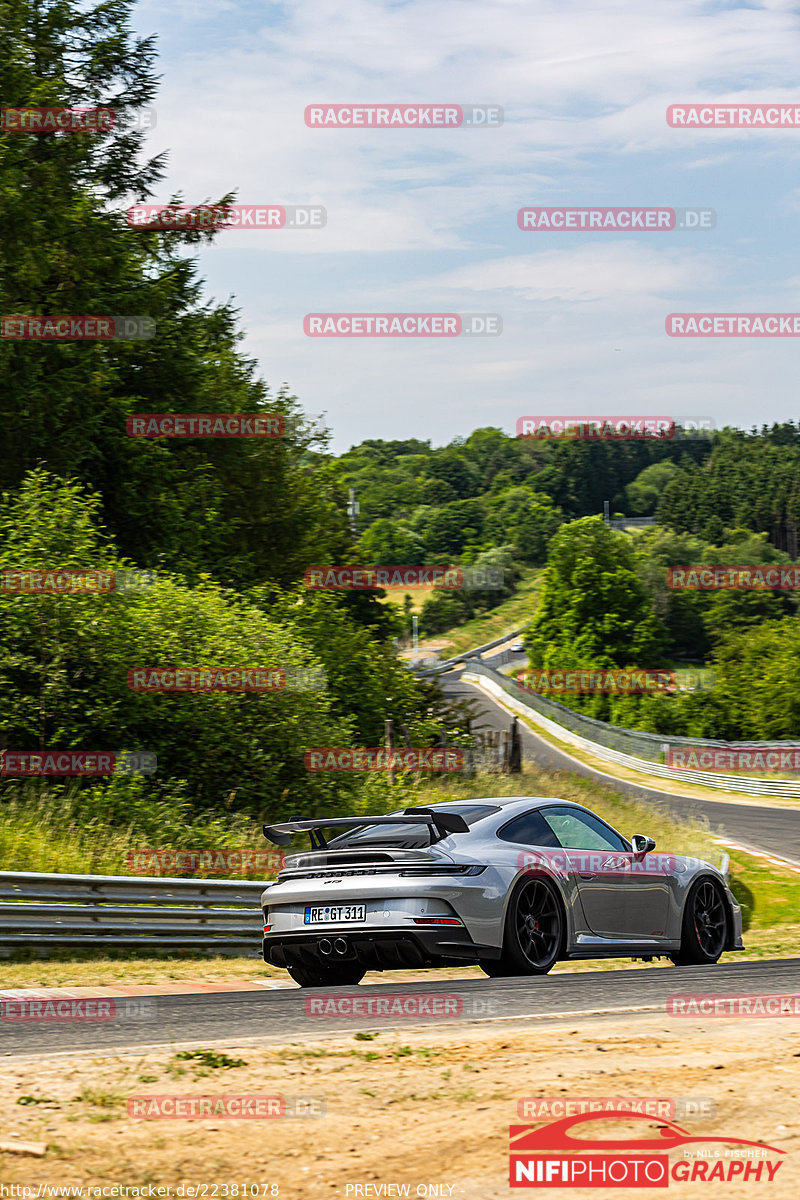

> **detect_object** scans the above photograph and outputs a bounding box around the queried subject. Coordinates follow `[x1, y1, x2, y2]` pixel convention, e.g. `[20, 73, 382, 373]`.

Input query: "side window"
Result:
[497, 810, 562, 847]
[541, 807, 627, 851]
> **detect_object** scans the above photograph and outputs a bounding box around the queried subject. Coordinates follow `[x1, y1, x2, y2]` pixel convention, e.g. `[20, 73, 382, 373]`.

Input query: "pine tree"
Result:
[0, 0, 345, 588]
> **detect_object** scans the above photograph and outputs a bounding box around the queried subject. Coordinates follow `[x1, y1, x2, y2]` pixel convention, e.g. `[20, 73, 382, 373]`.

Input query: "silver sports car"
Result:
[261, 797, 743, 988]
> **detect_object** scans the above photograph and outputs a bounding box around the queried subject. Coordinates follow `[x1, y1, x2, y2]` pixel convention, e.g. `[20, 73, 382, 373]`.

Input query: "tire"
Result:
[286, 962, 367, 988]
[670, 878, 728, 966]
[480, 875, 564, 978]
[479, 960, 510, 978]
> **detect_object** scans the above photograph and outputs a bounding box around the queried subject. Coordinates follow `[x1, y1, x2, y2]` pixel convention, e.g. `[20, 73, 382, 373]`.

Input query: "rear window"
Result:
[497, 810, 561, 847]
[327, 803, 499, 849]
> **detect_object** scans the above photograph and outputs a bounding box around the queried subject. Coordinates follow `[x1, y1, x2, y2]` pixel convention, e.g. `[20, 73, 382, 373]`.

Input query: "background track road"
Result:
[3, 959, 800, 1055]
[444, 671, 800, 866]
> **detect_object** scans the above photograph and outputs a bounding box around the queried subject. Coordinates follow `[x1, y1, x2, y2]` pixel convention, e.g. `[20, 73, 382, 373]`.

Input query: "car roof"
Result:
[423, 797, 586, 811]
[414, 797, 594, 827]
[419, 797, 628, 843]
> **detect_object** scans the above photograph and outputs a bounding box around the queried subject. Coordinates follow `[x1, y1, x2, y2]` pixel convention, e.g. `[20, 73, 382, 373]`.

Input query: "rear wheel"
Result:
[286, 962, 366, 988]
[479, 959, 510, 978]
[670, 878, 728, 965]
[480, 876, 564, 978]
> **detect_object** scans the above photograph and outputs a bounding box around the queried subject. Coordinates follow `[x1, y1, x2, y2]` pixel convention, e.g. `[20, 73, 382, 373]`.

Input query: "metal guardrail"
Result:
[412, 627, 528, 676]
[465, 666, 800, 798]
[0, 871, 264, 958]
[608, 517, 655, 529]
[481, 646, 521, 668]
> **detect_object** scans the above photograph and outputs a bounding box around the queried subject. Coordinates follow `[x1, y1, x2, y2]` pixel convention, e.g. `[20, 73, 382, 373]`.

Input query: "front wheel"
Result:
[481, 876, 564, 978]
[670, 878, 728, 965]
[286, 962, 366, 988]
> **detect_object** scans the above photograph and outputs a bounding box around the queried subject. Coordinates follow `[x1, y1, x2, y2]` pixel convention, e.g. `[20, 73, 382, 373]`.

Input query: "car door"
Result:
[539, 806, 634, 937]
[540, 807, 671, 938]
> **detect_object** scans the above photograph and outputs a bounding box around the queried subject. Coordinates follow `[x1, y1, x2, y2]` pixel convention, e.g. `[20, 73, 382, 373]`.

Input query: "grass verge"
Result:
[396, 567, 542, 658]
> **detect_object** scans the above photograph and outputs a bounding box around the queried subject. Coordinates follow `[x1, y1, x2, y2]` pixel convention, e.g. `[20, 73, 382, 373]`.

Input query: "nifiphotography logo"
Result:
[508, 1110, 785, 1187]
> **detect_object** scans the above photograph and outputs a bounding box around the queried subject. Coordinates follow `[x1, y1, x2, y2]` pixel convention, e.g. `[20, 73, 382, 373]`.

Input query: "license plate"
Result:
[304, 904, 367, 924]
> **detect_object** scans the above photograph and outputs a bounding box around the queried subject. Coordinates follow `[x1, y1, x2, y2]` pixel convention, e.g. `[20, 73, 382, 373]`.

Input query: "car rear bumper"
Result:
[263, 927, 501, 970]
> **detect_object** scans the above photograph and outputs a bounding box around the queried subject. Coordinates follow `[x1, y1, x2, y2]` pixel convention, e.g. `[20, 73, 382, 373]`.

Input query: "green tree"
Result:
[423, 452, 481, 499]
[356, 519, 425, 565]
[632, 525, 793, 660]
[418, 546, 518, 636]
[624, 461, 680, 516]
[485, 487, 563, 564]
[419, 499, 484, 557]
[0, 0, 344, 590]
[526, 517, 668, 669]
[257, 587, 443, 746]
[711, 619, 800, 739]
[0, 472, 364, 815]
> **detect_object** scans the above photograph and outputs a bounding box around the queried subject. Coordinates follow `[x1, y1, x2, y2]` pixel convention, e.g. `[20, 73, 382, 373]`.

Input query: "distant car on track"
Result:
[261, 798, 743, 988]
[510, 641, 525, 653]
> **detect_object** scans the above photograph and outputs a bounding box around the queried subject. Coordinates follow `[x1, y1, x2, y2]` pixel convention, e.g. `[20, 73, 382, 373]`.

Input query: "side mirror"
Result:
[631, 834, 656, 856]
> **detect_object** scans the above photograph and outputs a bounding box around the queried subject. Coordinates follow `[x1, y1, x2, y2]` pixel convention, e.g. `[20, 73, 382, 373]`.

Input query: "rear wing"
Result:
[263, 807, 469, 849]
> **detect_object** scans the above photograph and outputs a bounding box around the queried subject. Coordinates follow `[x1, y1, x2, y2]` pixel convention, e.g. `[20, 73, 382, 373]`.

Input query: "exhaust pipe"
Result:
[333, 937, 348, 956]
[318, 938, 333, 956]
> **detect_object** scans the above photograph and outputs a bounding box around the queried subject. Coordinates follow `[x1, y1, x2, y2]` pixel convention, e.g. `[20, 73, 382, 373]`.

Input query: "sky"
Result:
[130, 0, 800, 453]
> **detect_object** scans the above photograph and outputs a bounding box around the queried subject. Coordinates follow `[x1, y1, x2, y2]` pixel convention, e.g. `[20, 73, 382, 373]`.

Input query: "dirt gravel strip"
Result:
[0, 1011, 798, 1198]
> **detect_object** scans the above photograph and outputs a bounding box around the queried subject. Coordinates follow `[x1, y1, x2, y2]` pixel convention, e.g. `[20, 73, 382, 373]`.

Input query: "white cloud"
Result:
[125, 0, 800, 449]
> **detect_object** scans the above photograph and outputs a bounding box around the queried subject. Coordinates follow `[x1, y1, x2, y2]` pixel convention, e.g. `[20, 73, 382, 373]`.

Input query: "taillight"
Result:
[412, 916, 463, 926]
[398, 864, 486, 877]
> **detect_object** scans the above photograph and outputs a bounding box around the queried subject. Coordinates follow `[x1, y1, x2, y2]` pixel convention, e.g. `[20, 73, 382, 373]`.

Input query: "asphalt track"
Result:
[4, 958, 800, 1056]
[444, 670, 800, 867]
[3, 665, 798, 1060]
